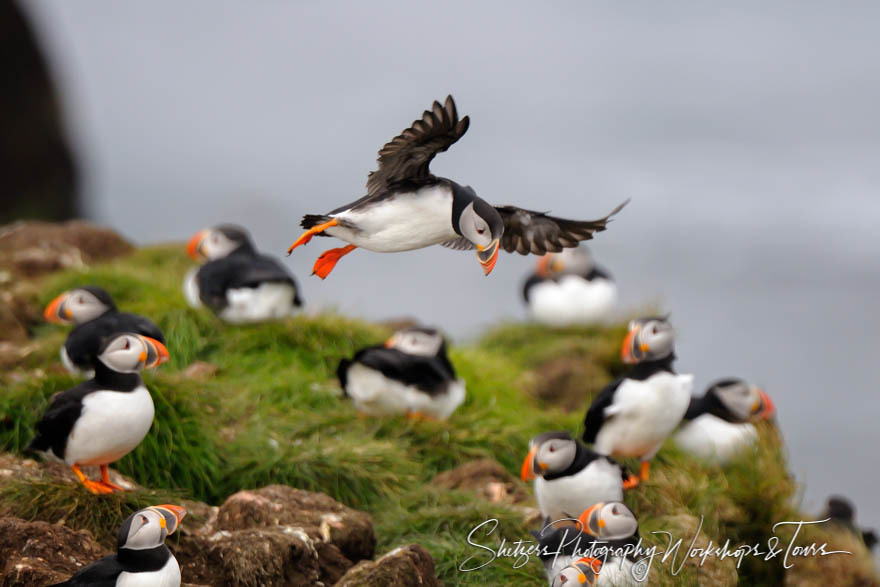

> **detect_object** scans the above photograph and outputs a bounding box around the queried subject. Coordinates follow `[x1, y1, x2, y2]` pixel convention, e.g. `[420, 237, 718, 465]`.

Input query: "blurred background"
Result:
[9, 0, 879, 528]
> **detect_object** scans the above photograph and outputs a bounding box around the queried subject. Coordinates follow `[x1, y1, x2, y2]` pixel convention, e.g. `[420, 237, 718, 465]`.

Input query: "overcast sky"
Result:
[24, 1, 880, 528]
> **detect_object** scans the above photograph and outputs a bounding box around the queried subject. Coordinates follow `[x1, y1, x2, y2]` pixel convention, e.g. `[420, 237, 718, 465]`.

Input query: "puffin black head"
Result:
[117, 507, 173, 551]
[704, 378, 776, 423]
[536, 247, 594, 278]
[823, 496, 856, 523]
[521, 431, 578, 481]
[384, 326, 446, 357]
[451, 183, 504, 275]
[43, 286, 116, 325]
[576, 501, 639, 541]
[621, 316, 675, 364]
[551, 556, 602, 586]
[187, 224, 255, 261]
[97, 333, 170, 373]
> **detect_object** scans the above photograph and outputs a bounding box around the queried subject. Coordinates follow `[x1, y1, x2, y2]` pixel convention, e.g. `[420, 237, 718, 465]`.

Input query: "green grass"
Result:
[0, 244, 875, 585]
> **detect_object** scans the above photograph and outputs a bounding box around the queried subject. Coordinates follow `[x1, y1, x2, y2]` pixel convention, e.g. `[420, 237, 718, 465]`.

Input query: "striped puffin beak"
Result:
[621, 326, 643, 364]
[572, 557, 602, 584]
[752, 389, 776, 421]
[576, 503, 604, 537]
[153, 504, 187, 535]
[43, 292, 73, 324]
[139, 336, 170, 369]
[476, 239, 500, 276]
[520, 445, 538, 481]
[186, 230, 208, 260]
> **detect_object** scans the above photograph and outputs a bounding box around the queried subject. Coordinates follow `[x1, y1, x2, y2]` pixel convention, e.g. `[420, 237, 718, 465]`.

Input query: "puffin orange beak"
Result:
[621, 327, 640, 364]
[187, 230, 207, 260]
[574, 556, 602, 583]
[141, 336, 170, 368]
[477, 239, 500, 276]
[44, 292, 73, 324]
[156, 504, 186, 525]
[536, 255, 551, 277]
[521, 445, 538, 481]
[154, 504, 186, 534]
[577, 503, 603, 537]
[754, 389, 776, 420]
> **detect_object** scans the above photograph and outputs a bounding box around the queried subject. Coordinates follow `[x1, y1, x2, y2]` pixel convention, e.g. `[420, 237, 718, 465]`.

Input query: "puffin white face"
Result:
[577, 502, 639, 540]
[43, 288, 112, 324]
[187, 225, 249, 261]
[521, 432, 578, 481]
[97, 333, 170, 373]
[621, 317, 675, 364]
[538, 247, 594, 277]
[456, 196, 503, 275]
[118, 508, 168, 550]
[712, 380, 776, 422]
[385, 328, 444, 357]
[551, 557, 601, 586]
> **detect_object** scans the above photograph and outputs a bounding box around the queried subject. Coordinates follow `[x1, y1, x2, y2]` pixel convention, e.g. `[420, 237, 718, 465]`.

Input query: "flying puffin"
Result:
[536, 502, 643, 586]
[336, 326, 465, 420]
[44, 286, 165, 376]
[672, 378, 776, 465]
[51, 504, 186, 586]
[185, 224, 303, 323]
[286, 95, 628, 278]
[521, 431, 638, 522]
[582, 317, 693, 486]
[27, 332, 170, 494]
[522, 246, 618, 326]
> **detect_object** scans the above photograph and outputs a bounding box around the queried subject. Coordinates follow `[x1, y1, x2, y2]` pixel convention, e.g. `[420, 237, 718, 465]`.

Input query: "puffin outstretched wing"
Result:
[496, 199, 629, 255]
[442, 200, 629, 256]
[366, 95, 470, 196]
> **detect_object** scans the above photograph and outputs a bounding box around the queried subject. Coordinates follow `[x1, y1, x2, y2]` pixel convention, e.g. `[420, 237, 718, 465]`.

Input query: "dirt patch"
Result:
[432, 458, 531, 505]
[335, 544, 439, 587]
[528, 355, 607, 413]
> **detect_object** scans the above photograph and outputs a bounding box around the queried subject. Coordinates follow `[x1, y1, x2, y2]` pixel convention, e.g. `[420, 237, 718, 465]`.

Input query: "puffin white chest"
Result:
[117, 556, 181, 587]
[343, 363, 464, 420]
[182, 267, 202, 308]
[329, 185, 457, 252]
[528, 276, 618, 326]
[65, 386, 155, 466]
[673, 415, 758, 464]
[534, 459, 623, 521]
[219, 282, 298, 323]
[594, 372, 693, 458]
[597, 557, 643, 586]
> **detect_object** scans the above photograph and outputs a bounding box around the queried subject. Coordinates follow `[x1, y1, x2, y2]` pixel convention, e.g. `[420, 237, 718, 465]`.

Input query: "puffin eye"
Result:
[124, 340, 130, 350]
[548, 445, 556, 452]
[140, 515, 148, 525]
[651, 326, 658, 334]
[477, 228, 485, 234]
[77, 296, 84, 304]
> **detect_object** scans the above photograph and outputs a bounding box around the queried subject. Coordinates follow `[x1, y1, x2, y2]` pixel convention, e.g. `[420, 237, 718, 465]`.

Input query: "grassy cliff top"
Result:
[1, 244, 876, 585]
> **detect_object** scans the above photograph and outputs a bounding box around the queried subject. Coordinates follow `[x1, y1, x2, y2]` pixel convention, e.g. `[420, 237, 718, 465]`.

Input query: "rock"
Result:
[181, 361, 219, 380]
[334, 544, 439, 587]
[0, 517, 107, 586]
[0, 221, 133, 278]
[432, 459, 531, 505]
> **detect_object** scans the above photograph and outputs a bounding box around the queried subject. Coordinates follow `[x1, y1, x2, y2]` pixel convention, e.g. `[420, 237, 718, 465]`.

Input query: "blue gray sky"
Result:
[25, 1, 880, 528]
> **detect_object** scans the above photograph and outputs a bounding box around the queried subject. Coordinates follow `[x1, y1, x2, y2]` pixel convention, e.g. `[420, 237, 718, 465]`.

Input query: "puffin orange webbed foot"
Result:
[622, 473, 640, 490]
[312, 245, 357, 279]
[100, 465, 126, 492]
[287, 219, 339, 255]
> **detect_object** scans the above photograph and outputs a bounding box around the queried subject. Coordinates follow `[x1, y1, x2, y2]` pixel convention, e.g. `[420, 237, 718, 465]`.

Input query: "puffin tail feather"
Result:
[301, 214, 333, 232]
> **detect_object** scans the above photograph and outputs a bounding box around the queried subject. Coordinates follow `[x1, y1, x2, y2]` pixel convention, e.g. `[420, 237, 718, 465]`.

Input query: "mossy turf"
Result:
[0, 245, 875, 585]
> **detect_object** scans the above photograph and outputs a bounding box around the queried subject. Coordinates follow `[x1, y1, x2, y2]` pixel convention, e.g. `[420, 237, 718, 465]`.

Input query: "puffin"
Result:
[549, 558, 601, 587]
[336, 326, 465, 420]
[582, 317, 693, 486]
[536, 502, 643, 586]
[821, 496, 878, 551]
[523, 246, 618, 326]
[185, 224, 303, 323]
[672, 378, 776, 465]
[287, 95, 628, 278]
[43, 286, 165, 376]
[520, 431, 638, 522]
[27, 332, 170, 494]
[51, 504, 186, 586]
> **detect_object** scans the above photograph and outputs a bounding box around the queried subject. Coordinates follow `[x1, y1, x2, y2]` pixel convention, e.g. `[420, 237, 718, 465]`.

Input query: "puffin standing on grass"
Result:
[336, 326, 465, 420]
[287, 95, 628, 278]
[51, 504, 186, 586]
[521, 431, 638, 522]
[672, 378, 776, 464]
[27, 333, 170, 494]
[185, 224, 303, 323]
[582, 317, 693, 486]
[44, 286, 165, 376]
[523, 246, 618, 326]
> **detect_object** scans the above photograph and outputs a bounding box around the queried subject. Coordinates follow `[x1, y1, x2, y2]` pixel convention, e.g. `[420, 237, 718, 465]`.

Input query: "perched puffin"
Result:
[582, 317, 693, 486]
[43, 286, 164, 376]
[185, 224, 303, 323]
[27, 333, 170, 494]
[51, 504, 186, 586]
[523, 247, 618, 326]
[549, 557, 601, 587]
[672, 378, 776, 465]
[336, 326, 465, 420]
[821, 496, 878, 551]
[287, 95, 627, 278]
[521, 431, 637, 522]
[536, 502, 643, 586]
